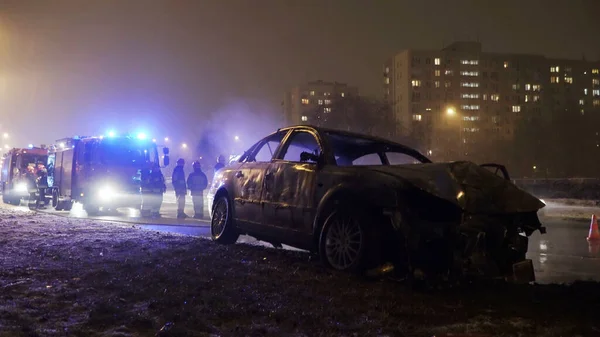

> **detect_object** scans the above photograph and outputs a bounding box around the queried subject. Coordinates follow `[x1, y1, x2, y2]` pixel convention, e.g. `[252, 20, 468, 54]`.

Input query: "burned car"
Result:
[207, 125, 546, 282]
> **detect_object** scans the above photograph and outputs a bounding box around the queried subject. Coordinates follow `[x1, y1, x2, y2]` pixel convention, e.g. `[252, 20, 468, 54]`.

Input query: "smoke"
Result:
[167, 98, 284, 177]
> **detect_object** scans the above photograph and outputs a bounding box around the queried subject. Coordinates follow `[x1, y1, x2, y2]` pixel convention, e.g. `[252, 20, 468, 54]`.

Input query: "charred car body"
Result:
[46, 135, 169, 215]
[1, 147, 49, 205]
[208, 125, 546, 282]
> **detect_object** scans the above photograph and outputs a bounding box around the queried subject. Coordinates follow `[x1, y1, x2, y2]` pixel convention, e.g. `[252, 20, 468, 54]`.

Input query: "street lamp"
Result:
[181, 143, 187, 149]
[3, 133, 8, 139]
[164, 137, 169, 142]
[234, 135, 239, 141]
[446, 107, 456, 116]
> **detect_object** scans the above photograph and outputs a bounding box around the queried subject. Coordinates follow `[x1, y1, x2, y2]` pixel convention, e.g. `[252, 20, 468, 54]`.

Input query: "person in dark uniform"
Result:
[35, 162, 48, 208]
[172, 158, 188, 218]
[214, 155, 226, 174]
[139, 162, 153, 217]
[141, 162, 166, 218]
[187, 160, 208, 219]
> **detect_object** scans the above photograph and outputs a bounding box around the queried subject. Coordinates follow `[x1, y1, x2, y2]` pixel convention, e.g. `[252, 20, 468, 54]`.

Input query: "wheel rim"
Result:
[211, 198, 228, 238]
[325, 211, 363, 270]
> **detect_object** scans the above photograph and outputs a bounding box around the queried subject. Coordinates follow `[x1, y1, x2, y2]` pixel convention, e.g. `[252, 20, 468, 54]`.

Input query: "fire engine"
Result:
[46, 133, 169, 214]
[1, 147, 49, 205]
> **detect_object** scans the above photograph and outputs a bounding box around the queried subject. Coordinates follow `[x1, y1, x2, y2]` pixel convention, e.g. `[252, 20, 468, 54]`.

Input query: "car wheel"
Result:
[319, 207, 372, 273]
[211, 195, 239, 244]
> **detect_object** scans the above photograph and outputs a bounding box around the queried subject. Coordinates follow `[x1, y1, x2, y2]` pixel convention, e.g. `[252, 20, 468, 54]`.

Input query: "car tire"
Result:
[318, 206, 375, 274]
[210, 195, 239, 244]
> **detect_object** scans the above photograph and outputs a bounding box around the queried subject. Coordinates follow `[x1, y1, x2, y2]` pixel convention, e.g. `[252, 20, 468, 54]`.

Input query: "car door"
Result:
[261, 130, 322, 248]
[231, 133, 285, 232]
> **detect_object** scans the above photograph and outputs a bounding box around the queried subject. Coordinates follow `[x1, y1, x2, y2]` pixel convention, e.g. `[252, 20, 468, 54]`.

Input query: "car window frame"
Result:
[241, 130, 289, 163]
[273, 129, 324, 164]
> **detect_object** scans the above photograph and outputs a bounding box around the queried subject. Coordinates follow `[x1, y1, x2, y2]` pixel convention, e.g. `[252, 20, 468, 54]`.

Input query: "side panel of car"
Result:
[230, 162, 268, 230]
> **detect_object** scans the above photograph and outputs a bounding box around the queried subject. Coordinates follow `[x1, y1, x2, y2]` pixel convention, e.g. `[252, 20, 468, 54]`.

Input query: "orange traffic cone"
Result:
[587, 214, 600, 241]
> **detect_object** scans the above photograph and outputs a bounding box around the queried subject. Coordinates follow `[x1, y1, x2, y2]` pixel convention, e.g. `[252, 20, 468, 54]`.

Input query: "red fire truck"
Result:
[46, 134, 169, 214]
[1, 147, 49, 205]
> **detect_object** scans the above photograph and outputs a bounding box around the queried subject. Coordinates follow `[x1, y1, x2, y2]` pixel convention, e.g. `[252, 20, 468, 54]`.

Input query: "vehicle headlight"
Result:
[98, 185, 116, 202]
[14, 182, 28, 192]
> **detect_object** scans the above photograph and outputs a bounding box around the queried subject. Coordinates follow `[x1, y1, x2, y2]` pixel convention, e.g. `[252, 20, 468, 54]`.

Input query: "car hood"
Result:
[369, 161, 544, 214]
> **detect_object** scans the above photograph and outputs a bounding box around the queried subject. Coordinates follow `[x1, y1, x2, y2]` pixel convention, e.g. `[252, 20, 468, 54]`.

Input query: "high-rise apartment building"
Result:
[384, 41, 600, 168]
[283, 80, 359, 127]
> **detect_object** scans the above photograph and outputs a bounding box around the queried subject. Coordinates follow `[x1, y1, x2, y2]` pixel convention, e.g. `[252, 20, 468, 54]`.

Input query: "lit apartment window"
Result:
[301, 116, 308, 122]
[324, 99, 331, 105]
[412, 114, 422, 121]
[324, 107, 332, 113]
[301, 98, 309, 105]
[324, 92, 330, 96]
[461, 60, 479, 65]
[434, 58, 441, 65]
[462, 127, 480, 132]
[525, 84, 531, 91]
[385, 78, 390, 84]
[411, 80, 421, 87]
[512, 105, 521, 112]
[435, 70, 441, 77]
[445, 70, 454, 76]
[491, 94, 500, 101]
[445, 81, 451, 88]
[460, 71, 479, 76]
[461, 82, 479, 88]
[512, 84, 520, 90]
[461, 105, 480, 110]
[309, 91, 315, 96]
[533, 95, 540, 102]
[579, 99, 585, 105]
[564, 77, 573, 84]
[584, 88, 588, 95]
[550, 66, 560, 73]
[385, 67, 390, 73]
[318, 99, 323, 105]
[594, 99, 600, 106]
[532, 84, 541, 91]
[593, 89, 600, 96]
[483, 94, 487, 100]
[525, 95, 529, 102]
[461, 93, 479, 99]
[462, 116, 480, 121]
[341, 92, 345, 97]
[551, 76, 560, 83]
[593, 79, 600, 85]
[434, 81, 440, 88]
[503, 61, 508, 68]
[593, 69, 599, 74]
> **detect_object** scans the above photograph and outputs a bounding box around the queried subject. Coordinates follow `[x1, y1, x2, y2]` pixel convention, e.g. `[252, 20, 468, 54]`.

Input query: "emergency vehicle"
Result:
[46, 134, 169, 214]
[1, 147, 49, 205]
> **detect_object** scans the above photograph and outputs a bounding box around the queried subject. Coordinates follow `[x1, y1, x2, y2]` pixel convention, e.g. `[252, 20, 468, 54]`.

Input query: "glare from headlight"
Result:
[15, 182, 28, 192]
[98, 186, 116, 202]
[540, 199, 546, 205]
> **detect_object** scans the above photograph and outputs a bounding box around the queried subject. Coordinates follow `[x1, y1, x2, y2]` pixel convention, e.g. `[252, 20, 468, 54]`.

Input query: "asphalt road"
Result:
[29, 197, 600, 285]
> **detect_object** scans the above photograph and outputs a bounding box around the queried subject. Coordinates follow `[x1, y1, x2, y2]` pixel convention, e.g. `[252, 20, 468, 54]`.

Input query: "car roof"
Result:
[272, 125, 431, 163]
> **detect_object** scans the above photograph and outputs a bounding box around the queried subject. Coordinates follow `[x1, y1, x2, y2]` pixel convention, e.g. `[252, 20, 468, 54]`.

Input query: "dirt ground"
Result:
[1, 205, 599, 337]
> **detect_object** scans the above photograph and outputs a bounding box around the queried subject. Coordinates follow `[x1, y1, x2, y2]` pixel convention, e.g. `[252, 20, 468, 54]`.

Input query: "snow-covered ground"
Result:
[540, 199, 600, 221]
[1, 204, 600, 336]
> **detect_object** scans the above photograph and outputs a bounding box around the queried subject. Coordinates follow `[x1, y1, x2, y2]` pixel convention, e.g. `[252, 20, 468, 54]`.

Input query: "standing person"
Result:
[172, 158, 188, 219]
[214, 155, 226, 174]
[35, 162, 48, 208]
[139, 162, 153, 217]
[148, 162, 167, 218]
[187, 161, 208, 219]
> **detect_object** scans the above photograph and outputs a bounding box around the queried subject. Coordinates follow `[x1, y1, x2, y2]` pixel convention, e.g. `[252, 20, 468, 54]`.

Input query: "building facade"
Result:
[384, 42, 600, 176]
[283, 80, 359, 127]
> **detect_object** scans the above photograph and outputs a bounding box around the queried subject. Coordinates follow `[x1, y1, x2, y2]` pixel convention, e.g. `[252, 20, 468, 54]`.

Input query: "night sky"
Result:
[1, 0, 599, 148]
